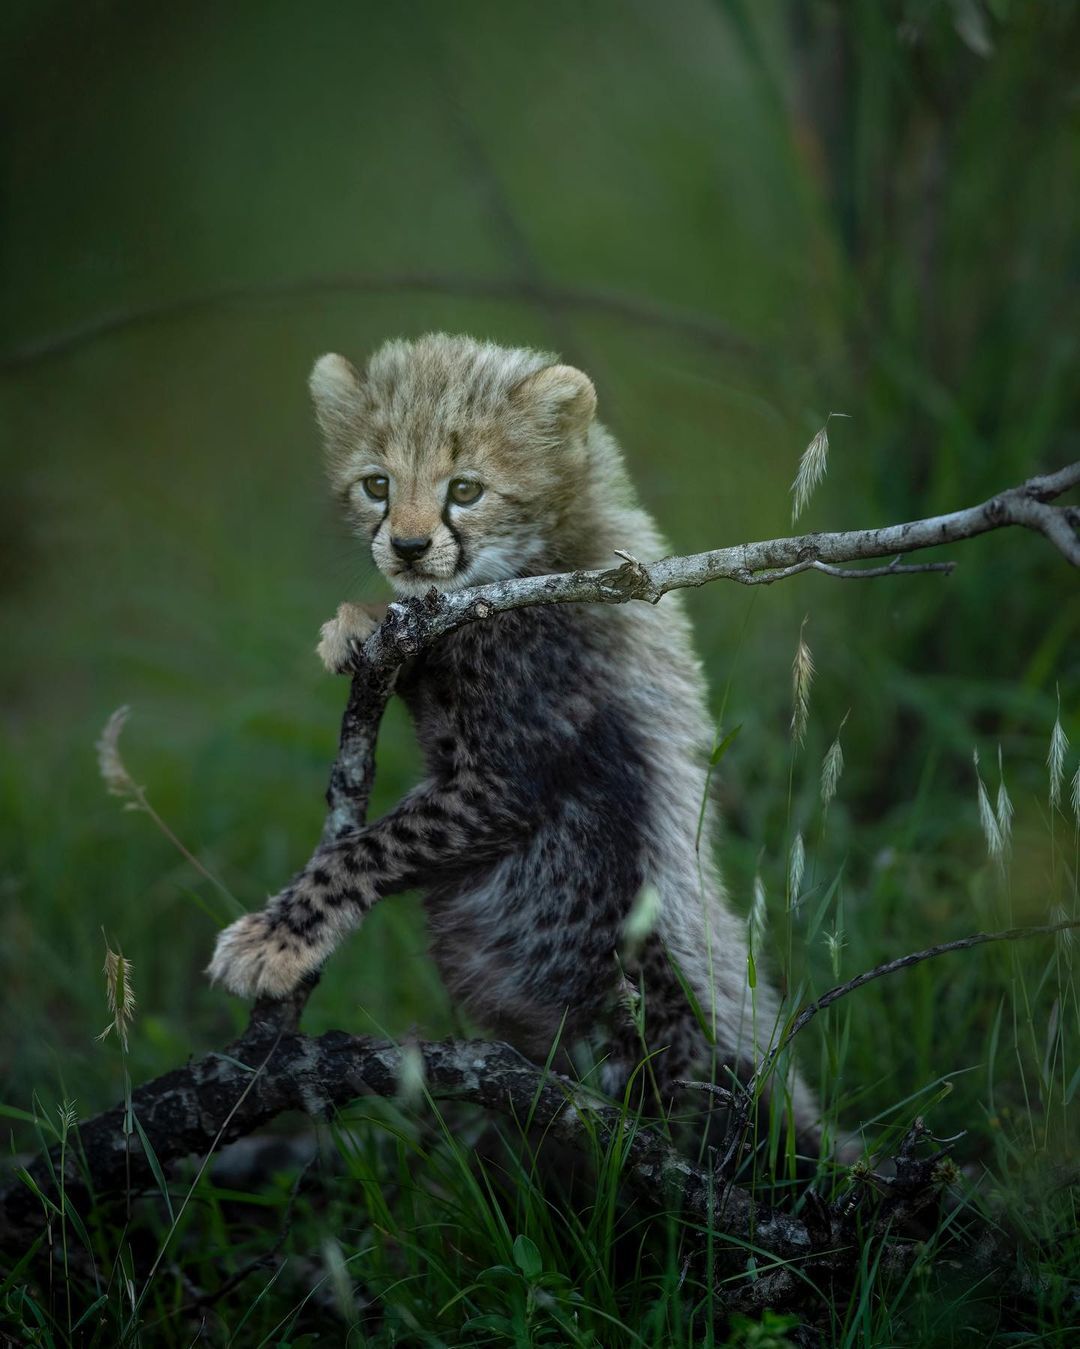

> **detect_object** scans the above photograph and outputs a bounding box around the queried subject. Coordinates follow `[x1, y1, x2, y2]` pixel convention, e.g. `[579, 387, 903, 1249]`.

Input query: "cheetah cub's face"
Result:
[308, 334, 596, 596]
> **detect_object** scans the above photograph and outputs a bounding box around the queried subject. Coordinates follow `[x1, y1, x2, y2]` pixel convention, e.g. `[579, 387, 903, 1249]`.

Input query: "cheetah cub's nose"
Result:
[391, 536, 433, 562]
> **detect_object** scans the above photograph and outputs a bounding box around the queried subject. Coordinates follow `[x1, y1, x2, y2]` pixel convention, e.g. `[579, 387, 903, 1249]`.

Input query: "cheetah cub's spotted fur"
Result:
[208, 334, 821, 1145]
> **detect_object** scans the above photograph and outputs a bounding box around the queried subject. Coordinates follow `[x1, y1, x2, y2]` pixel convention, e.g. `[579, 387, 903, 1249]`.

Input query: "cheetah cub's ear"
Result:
[510, 364, 597, 447]
[309, 353, 366, 442]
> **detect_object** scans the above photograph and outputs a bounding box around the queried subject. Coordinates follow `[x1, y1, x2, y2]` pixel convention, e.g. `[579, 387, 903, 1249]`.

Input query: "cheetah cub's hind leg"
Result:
[316, 601, 386, 674]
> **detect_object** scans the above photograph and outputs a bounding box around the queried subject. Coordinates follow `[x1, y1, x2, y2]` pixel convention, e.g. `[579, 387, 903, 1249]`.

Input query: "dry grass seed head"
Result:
[788, 832, 806, 911]
[1051, 904, 1074, 950]
[321, 1237, 359, 1325]
[98, 934, 136, 1052]
[824, 925, 846, 979]
[749, 868, 768, 947]
[995, 745, 1013, 854]
[973, 749, 1004, 867]
[96, 705, 144, 811]
[820, 711, 849, 812]
[622, 883, 662, 957]
[396, 1043, 427, 1107]
[790, 412, 848, 525]
[1048, 694, 1069, 810]
[790, 616, 815, 748]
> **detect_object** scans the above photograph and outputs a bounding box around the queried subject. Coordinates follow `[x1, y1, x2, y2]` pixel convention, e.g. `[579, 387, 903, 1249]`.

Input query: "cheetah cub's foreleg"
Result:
[207, 777, 523, 1000]
[207, 793, 434, 1000]
[207, 782, 517, 1003]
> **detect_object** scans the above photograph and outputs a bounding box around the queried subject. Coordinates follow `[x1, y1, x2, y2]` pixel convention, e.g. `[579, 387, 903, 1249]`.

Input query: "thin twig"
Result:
[711, 917, 1080, 1173]
[731, 557, 957, 585]
[811, 556, 956, 579]
[143, 1145, 317, 1330]
[769, 918, 1080, 1070]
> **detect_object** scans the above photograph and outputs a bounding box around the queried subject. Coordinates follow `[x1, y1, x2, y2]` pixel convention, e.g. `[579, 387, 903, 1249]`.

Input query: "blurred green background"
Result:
[1, 0, 1077, 1131]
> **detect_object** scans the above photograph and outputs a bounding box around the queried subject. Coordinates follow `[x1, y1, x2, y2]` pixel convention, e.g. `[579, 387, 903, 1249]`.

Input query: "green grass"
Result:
[2, 0, 1079, 1343]
[1, 624, 1075, 1345]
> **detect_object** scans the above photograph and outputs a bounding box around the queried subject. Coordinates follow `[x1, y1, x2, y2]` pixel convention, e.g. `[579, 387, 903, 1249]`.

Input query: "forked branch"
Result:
[354, 460, 1080, 655]
[321, 459, 1079, 838]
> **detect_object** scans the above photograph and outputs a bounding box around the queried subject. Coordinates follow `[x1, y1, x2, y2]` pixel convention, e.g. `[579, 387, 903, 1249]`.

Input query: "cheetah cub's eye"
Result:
[448, 478, 483, 506]
[361, 474, 389, 501]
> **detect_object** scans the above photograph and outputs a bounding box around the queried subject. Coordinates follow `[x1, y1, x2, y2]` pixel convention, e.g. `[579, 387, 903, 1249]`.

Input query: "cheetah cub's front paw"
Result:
[316, 602, 382, 674]
[206, 910, 322, 1000]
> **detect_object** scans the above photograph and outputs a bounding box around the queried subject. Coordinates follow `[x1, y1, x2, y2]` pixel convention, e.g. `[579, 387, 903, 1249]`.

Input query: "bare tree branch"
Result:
[344, 459, 1080, 676]
[320, 460, 1078, 842]
[0, 273, 753, 373]
[18, 916, 1073, 1245]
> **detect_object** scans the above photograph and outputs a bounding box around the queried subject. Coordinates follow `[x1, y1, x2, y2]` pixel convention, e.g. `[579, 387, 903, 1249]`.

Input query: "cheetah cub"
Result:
[208, 333, 821, 1148]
